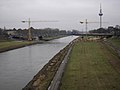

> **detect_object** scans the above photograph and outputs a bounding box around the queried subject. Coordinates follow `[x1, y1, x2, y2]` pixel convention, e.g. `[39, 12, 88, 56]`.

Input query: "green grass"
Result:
[109, 38, 120, 48]
[0, 41, 34, 52]
[60, 41, 120, 90]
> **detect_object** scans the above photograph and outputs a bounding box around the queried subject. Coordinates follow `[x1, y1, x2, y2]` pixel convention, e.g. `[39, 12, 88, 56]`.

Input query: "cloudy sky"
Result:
[0, 0, 120, 31]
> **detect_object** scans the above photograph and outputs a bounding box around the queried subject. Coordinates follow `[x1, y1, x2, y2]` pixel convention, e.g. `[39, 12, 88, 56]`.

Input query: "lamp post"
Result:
[80, 19, 88, 37]
[22, 18, 32, 41]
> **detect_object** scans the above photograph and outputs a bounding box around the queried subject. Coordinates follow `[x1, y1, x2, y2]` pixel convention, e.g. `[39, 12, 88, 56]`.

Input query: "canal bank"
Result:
[60, 38, 120, 90]
[23, 38, 77, 90]
[0, 36, 66, 53]
[0, 36, 78, 90]
[0, 41, 39, 53]
[102, 39, 120, 57]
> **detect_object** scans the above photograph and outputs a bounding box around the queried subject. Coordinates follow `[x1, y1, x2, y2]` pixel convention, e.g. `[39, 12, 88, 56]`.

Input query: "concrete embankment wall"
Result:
[22, 38, 78, 90]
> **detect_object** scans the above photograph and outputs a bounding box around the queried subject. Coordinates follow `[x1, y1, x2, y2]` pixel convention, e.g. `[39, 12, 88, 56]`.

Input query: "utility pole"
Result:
[85, 19, 88, 37]
[99, 3, 103, 28]
[22, 18, 59, 41]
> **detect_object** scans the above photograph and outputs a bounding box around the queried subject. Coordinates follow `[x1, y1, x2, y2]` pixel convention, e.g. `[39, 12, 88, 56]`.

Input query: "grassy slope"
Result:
[60, 41, 120, 90]
[0, 41, 33, 52]
[109, 38, 120, 48]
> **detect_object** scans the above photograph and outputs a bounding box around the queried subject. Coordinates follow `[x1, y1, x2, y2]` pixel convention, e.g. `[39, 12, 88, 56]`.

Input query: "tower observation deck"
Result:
[99, 4, 103, 28]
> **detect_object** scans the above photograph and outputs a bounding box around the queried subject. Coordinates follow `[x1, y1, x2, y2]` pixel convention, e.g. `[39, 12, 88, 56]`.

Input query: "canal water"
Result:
[0, 36, 78, 90]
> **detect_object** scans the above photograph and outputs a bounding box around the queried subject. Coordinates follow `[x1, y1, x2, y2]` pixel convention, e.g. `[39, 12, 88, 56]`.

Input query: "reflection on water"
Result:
[0, 36, 78, 90]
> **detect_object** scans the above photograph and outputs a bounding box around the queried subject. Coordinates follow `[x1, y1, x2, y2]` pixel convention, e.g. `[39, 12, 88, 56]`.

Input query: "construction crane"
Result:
[80, 19, 108, 37]
[22, 18, 59, 41]
[80, 19, 100, 37]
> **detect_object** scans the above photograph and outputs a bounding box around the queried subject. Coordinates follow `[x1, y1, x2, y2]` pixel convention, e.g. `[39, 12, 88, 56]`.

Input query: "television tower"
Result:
[99, 3, 103, 28]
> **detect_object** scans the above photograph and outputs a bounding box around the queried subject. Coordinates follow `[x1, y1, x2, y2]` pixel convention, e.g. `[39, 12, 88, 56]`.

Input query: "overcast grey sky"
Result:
[0, 0, 120, 31]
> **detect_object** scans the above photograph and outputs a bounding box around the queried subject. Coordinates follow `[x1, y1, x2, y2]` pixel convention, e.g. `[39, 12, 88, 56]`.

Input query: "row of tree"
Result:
[89, 25, 120, 37]
[0, 27, 70, 40]
[0, 28, 9, 40]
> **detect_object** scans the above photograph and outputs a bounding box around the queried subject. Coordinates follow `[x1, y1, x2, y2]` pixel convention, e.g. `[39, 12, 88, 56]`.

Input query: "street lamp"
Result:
[80, 19, 88, 37]
[22, 18, 32, 41]
[22, 18, 59, 41]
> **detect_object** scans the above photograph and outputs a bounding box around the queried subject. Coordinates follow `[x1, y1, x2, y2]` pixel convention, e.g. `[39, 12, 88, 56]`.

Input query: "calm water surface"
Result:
[0, 36, 78, 90]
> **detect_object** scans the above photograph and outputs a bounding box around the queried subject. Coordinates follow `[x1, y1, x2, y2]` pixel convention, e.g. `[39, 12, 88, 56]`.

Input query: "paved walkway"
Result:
[48, 47, 72, 90]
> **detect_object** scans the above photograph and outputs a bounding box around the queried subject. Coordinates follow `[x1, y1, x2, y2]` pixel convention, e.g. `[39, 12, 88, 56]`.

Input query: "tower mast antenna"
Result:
[99, 3, 103, 28]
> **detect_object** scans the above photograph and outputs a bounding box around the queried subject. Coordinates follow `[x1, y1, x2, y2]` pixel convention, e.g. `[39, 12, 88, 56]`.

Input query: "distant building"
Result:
[5, 29, 16, 36]
[108, 26, 114, 34]
[72, 30, 80, 35]
[59, 30, 66, 35]
[115, 25, 120, 29]
[0, 28, 9, 40]
[114, 25, 120, 37]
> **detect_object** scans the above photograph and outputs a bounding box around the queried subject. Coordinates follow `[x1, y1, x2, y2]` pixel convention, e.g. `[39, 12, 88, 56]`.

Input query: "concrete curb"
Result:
[48, 46, 72, 90]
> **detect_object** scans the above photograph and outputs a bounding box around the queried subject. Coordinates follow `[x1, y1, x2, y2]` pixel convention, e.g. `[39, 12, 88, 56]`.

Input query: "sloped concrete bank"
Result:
[22, 38, 78, 90]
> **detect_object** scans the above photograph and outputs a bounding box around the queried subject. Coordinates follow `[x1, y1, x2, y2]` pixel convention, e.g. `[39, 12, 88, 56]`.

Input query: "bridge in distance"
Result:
[73, 33, 113, 37]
